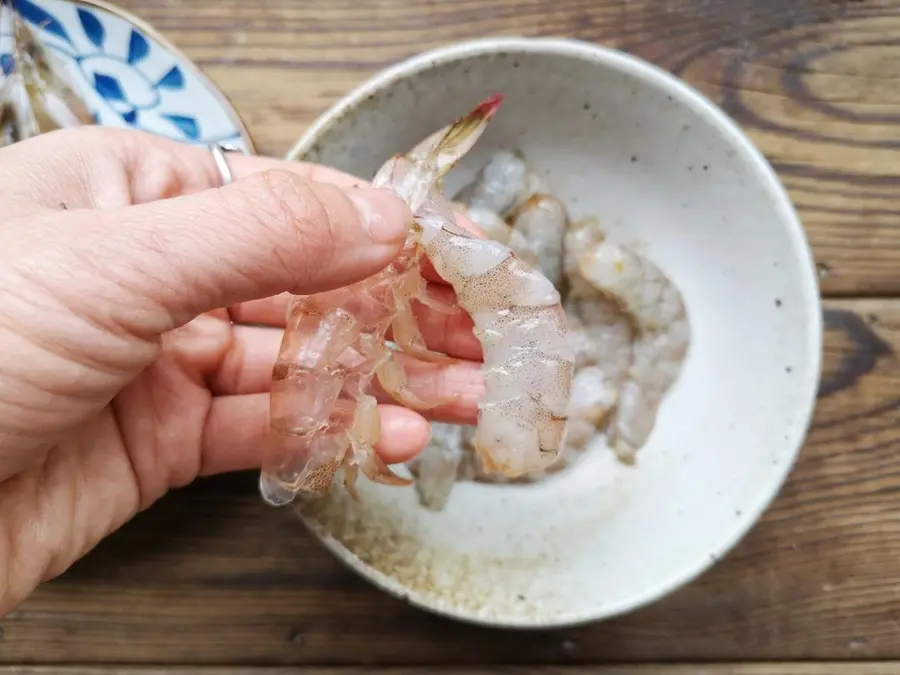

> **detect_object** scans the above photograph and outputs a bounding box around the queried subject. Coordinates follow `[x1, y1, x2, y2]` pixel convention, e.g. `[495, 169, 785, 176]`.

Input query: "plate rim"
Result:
[8, 0, 257, 153]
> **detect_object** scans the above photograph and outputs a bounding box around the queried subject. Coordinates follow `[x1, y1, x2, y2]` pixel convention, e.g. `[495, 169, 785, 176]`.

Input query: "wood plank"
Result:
[0, 666, 899, 675]
[0, 667, 899, 675]
[107, 0, 900, 295]
[0, 298, 898, 664]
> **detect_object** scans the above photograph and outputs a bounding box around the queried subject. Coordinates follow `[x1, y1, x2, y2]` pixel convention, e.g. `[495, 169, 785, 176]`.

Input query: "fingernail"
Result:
[348, 188, 411, 244]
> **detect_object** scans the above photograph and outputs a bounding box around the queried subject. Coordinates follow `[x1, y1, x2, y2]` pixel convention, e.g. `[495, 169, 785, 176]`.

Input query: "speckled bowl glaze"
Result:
[284, 37, 822, 628]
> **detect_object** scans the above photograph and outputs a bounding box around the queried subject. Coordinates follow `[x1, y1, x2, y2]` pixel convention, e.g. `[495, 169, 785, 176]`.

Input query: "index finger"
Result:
[226, 152, 368, 190]
[0, 126, 370, 215]
[6, 126, 486, 283]
[225, 140, 488, 286]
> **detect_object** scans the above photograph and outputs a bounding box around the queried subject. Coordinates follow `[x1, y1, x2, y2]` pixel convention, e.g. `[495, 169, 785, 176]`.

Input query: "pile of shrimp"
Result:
[408, 149, 690, 511]
[260, 95, 576, 507]
[0, 0, 93, 147]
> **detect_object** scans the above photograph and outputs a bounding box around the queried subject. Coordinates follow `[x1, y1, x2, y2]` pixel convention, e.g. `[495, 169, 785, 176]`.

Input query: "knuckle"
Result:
[234, 169, 342, 283]
[240, 169, 326, 235]
[63, 125, 137, 160]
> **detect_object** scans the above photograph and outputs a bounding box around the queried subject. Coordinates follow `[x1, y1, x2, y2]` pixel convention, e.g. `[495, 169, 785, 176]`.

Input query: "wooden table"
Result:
[3, 0, 900, 672]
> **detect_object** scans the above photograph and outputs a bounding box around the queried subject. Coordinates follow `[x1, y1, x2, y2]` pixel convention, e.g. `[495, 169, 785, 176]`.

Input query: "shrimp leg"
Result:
[343, 393, 412, 500]
[374, 349, 460, 410]
[389, 267, 456, 363]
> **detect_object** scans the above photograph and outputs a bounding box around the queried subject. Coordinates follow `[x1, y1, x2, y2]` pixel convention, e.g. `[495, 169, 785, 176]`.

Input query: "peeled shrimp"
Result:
[407, 422, 466, 511]
[562, 302, 633, 450]
[454, 169, 568, 291]
[577, 229, 689, 462]
[261, 96, 575, 506]
[452, 149, 529, 217]
[403, 151, 689, 509]
[0, 4, 93, 146]
[406, 197, 589, 509]
[452, 148, 549, 218]
[453, 202, 538, 268]
[508, 193, 568, 289]
[561, 219, 635, 443]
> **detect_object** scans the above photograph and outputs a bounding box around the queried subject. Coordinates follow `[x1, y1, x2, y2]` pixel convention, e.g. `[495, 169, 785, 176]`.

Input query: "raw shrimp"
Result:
[562, 303, 633, 450]
[452, 149, 529, 217]
[453, 202, 537, 268]
[576, 227, 689, 462]
[563, 218, 635, 401]
[452, 148, 548, 219]
[405, 156, 689, 509]
[0, 2, 93, 146]
[508, 193, 568, 289]
[405, 208, 596, 510]
[406, 191, 596, 508]
[468, 216, 634, 462]
[406, 421, 465, 511]
[260, 96, 575, 506]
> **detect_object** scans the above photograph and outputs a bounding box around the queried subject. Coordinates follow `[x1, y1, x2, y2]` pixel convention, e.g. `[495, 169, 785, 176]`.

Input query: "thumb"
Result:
[44, 168, 411, 331]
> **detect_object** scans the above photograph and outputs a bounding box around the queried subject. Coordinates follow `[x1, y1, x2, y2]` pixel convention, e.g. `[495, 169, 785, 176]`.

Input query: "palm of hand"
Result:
[0, 314, 234, 612]
[0, 138, 265, 612]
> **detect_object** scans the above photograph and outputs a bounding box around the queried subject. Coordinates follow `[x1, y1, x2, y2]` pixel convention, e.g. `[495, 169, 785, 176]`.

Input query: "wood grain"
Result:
[2, 668, 900, 675]
[105, 0, 900, 296]
[5, 0, 900, 667]
[0, 297, 895, 665]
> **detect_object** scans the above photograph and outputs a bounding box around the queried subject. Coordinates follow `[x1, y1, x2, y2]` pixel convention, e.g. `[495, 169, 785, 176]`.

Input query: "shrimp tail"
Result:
[407, 94, 503, 178]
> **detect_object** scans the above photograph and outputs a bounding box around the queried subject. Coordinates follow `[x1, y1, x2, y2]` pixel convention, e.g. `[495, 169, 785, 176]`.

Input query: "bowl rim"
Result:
[286, 36, 824, 629]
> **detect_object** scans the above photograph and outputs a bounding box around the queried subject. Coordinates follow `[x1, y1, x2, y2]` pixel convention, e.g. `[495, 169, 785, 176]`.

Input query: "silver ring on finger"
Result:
[209, 143, 243, 186]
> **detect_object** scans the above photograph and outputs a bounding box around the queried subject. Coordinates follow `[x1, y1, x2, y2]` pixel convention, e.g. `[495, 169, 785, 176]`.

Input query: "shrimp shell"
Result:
[260, 96, 574, 505]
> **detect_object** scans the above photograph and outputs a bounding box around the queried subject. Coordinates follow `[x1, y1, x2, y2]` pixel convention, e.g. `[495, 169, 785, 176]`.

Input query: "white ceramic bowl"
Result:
[285, 37, 822, 629]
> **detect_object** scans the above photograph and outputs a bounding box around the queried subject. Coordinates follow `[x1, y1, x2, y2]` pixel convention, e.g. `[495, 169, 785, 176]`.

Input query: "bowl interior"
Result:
[291, 40, 821, 628]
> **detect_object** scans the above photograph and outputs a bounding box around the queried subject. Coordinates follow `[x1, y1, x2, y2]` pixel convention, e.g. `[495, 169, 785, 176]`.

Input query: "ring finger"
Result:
[230, 285, 483, 362]
[209, 323, 482, 425]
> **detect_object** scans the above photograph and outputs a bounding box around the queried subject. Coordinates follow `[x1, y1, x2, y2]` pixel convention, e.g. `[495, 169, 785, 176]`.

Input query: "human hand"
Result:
[0, 126, 483, 615]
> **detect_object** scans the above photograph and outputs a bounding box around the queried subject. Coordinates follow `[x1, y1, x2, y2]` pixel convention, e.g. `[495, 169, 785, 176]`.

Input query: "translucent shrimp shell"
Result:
[260, 96, 575, 505]
[374, 97, 576, 477]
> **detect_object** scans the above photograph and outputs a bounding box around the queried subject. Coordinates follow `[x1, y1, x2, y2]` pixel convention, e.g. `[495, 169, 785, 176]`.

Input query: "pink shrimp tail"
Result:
[474, 93, 504, 120]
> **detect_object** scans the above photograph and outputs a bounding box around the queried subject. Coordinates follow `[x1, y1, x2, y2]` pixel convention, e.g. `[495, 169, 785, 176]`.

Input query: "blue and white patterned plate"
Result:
[0, 0, 254, 151]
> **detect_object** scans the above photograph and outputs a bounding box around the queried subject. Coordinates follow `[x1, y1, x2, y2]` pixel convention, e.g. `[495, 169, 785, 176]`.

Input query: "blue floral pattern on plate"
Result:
[0, 0, 252, 151]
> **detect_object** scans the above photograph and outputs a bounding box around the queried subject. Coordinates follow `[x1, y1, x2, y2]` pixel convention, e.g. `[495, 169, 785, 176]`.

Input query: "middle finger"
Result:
[211, 323, 483, 425]
[230, 285, 482, 362]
